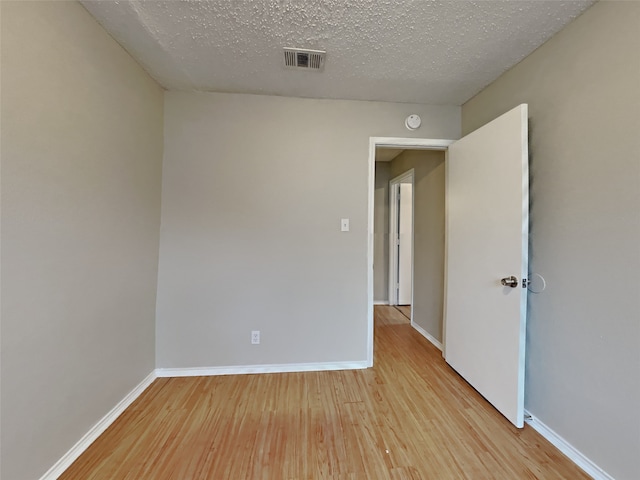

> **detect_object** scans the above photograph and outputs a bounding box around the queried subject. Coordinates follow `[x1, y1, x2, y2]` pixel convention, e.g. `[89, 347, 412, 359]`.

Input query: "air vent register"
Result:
[284, 48, 326, 71]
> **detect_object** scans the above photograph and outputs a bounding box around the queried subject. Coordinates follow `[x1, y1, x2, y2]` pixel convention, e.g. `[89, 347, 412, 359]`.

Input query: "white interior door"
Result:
[444, 104, 529, 428]
[397, 183, 413, 305]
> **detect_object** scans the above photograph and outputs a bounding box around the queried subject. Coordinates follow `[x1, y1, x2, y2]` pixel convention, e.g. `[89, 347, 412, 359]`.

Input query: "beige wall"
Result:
[157, 92, 459, 368]
[0, 2, 164, 479]
[373, 161, 391, 302]
[463, 2, 640, 479]
[390, 151, 445, 343]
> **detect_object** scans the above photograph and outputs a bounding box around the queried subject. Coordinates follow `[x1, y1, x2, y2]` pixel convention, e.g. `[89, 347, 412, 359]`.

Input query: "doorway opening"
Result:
[389, 170, 414, 317]
[368, 138, 453, 367]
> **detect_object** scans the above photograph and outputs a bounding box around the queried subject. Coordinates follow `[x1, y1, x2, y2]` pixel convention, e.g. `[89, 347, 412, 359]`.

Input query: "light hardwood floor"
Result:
[60, 306, 589, 479]
[394, 305, 411, 320]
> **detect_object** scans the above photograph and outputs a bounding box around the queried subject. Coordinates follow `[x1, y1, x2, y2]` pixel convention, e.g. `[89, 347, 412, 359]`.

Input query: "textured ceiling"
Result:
[81, 0, 595, 105]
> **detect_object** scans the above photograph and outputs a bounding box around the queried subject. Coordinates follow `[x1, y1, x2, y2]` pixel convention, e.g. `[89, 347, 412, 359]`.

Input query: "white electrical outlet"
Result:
[251, 330, 260, 344]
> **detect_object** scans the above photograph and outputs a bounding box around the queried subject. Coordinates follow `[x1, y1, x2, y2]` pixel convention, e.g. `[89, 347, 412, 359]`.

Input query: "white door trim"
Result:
[367, 137, 455, 366]
[388, 170, 415, 308]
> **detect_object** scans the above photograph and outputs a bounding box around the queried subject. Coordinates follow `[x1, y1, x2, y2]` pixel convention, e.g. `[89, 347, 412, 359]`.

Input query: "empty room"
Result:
[1, 1, 639, 479]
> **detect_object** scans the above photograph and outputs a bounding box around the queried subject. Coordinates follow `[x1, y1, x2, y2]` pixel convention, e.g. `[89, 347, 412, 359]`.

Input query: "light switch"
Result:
[341, 218, 350, 232]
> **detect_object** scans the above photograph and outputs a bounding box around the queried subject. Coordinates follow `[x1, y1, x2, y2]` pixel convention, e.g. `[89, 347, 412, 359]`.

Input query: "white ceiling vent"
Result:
[284, 48, 326, 71]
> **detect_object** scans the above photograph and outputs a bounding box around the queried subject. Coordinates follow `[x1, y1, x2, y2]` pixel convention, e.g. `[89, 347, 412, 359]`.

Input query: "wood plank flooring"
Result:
[59, 306, 590, 479]
[394, 305, 411, 320]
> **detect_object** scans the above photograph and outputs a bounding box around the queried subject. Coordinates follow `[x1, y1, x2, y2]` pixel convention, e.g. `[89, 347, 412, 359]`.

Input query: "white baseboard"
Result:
[525, 411, 614, 480]
[39, 370, 157, 480]
[411, 321, 443, 351]
[373, 300, 389, 305]
[156, 361, 369, 378]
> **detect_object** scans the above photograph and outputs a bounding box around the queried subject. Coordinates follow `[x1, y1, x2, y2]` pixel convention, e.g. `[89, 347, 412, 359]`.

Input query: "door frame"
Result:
[388, 170, 415, 309]
[367, 137, 454, 366]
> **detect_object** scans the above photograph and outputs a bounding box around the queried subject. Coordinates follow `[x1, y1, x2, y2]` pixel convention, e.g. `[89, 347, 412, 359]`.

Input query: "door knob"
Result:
[501, 276, 518, 288]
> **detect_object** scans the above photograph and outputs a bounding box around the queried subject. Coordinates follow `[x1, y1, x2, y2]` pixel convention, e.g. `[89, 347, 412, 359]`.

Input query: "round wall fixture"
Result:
[405, 114, 421, 130]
